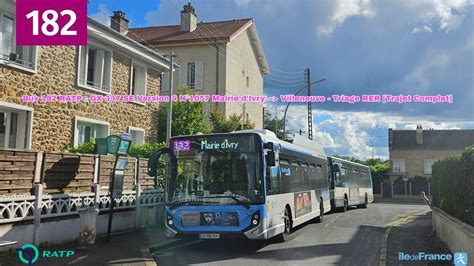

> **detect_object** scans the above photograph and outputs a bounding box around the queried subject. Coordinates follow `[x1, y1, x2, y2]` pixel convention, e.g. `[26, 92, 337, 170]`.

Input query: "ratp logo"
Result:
[16, 243, 75, 265]
[17, 244, 39, 265]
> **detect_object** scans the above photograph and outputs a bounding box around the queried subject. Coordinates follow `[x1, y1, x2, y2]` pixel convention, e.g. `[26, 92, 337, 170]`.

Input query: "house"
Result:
[0, 0, 170, 151]
[128, 3, 269, 129]
[388, 125, 474, 180]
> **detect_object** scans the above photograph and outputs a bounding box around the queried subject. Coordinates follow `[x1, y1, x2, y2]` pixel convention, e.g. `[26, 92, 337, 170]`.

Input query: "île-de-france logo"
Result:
[17, 244, 39, 265]
[16, 243, 75, 265]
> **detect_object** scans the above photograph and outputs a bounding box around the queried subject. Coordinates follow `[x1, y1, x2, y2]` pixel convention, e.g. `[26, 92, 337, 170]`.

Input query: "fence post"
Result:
[34, 151, 43, 183]
[409, 182, 412, 197]
[94, 184, 101, 206]
[391, 183, 394, 198]
[380, 182, 383, 197]
[93, 155, 100, 184]
[135, 183, 142, 229]
[33, 184, 43, 246]
[428, 182, 431, 197]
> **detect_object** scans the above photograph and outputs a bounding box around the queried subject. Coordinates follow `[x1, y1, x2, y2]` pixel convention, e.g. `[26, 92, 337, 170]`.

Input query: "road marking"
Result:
[378, 209, 429, 266]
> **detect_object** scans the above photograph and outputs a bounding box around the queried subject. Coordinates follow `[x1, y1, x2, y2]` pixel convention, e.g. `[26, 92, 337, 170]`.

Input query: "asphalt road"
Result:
[153, 202, 430, 266]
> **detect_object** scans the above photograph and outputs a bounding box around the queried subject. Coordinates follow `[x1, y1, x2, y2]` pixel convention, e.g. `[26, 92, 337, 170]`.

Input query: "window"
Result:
[74, 117, 109, 146]
[130, 61, 147, 97]
[178, 61, 203, 90]
[187, 62, 195, 89]
[0, 13, 37, 71]
[0, 102, 33, 149]
[128, 127, 145, 145]
[77, 45, 112, 93]
[392, 159, 405, 173]
[424, 159, 436, 174]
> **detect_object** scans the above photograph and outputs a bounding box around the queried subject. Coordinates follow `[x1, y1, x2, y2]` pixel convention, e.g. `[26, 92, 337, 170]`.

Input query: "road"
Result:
[153, 202, 429, 266]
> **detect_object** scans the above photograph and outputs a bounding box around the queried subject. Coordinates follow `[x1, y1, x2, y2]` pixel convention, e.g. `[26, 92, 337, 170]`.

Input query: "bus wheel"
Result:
[316, 202, 324, 223]
[342, 196, 348, 212]
[278, 207, 292, 242]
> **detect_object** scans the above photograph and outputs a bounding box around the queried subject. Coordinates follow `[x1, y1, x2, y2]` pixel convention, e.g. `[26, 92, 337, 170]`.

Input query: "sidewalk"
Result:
[0, 226, 183, 266]
[386, 211, 452, 265]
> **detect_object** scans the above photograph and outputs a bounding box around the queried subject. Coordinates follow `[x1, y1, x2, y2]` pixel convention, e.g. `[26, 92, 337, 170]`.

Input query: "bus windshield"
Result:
[169, 134, 263, 206]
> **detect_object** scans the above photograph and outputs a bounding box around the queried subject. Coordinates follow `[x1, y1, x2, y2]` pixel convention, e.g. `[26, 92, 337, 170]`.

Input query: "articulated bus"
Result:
[327, 157, 374, 211]
[148, 130, 331, 241]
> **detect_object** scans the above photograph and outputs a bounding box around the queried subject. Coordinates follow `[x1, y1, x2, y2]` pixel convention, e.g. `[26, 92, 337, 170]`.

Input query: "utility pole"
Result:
[241, 103, 246, 129]
[274, 103, 278, 135]
[166, 52, 175, 145]
[306, 68, 313, 140]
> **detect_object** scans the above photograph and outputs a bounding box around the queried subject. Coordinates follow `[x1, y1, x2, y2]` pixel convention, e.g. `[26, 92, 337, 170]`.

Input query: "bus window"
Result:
[340, 167, 347, 187]
[301, 163, 310, 184]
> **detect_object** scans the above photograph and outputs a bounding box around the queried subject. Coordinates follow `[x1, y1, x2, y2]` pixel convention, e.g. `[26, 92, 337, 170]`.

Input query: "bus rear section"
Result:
[328, 157, 374, 211]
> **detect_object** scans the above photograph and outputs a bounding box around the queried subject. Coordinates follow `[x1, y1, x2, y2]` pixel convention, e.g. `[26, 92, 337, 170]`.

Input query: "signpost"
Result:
[97, 133, 131, 242]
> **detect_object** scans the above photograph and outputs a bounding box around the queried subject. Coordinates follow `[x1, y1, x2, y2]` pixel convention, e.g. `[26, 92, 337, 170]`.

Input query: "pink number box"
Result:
[16, 0, 87, 45]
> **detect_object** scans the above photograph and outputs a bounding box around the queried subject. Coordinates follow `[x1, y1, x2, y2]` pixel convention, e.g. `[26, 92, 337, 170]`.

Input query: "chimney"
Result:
[180, 3, 197, 32]
[416, 125, 423, 145]
[111, 11, 129, 34]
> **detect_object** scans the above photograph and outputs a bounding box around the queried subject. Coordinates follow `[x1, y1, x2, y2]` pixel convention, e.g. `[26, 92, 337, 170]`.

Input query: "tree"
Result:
[263, 108, 290, 140]
[209, 110, 254, 133]
[157, 87, 211, 142]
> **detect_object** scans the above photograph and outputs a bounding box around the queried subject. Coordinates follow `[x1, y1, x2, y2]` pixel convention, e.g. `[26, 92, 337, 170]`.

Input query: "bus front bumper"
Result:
[164, 219, 269, 240]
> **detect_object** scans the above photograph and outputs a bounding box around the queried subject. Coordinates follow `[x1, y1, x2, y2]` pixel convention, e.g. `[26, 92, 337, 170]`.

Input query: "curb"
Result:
[378, 209, 430, 266]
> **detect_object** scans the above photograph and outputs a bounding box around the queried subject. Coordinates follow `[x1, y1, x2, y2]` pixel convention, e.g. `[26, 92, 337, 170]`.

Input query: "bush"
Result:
[128, 142, 166, 158]
[65, 140, 96, 154]
[432, 145, 474, 226]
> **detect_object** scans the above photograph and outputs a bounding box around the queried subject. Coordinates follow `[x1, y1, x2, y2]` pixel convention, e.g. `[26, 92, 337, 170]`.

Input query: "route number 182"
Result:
[26, 9, 77, 36]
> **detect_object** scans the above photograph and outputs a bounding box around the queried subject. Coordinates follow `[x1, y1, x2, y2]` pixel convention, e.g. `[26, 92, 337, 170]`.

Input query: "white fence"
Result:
[0, 184, 164, 249]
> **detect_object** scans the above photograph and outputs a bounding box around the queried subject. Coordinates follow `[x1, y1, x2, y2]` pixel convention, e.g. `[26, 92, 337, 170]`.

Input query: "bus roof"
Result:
[328, 156, 370, 169]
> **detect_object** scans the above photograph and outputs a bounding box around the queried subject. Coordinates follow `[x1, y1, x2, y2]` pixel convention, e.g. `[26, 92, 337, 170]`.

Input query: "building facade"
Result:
[128, 3, 269, 129]
[0, 0, 170, 151]
[388, 125, 474, 180]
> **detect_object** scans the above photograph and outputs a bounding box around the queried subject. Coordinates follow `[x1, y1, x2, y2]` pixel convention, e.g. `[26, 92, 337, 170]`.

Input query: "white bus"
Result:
[148, 130, 331, 241]
[328, 157, 374, 211]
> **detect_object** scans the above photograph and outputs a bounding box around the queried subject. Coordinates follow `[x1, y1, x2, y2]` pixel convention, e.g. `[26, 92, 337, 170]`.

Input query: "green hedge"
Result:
[432, 145, 474, 226]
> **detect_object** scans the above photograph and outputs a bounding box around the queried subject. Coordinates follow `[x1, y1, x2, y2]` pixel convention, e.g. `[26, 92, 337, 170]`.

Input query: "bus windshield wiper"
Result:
[200, 195, 251, 209]
[170, 199, 219, 209]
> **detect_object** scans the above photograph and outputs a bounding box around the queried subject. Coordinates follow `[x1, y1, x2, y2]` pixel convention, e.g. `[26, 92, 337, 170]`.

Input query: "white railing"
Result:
[0, 185, 164, 224]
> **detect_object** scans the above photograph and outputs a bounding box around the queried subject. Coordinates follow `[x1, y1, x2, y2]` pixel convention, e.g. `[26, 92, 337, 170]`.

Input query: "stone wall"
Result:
[389, 149, 464, 178]
[432, 207, 474, 265]
[0, 45, 162, 152]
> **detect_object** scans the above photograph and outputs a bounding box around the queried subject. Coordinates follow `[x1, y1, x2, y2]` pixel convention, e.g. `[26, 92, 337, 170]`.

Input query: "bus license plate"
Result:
[199, 233, 220, 239]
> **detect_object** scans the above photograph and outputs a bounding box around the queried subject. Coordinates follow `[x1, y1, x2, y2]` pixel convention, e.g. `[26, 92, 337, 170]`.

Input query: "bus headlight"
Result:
[166, 212, 175, 227]
[251, 210, 260, 227]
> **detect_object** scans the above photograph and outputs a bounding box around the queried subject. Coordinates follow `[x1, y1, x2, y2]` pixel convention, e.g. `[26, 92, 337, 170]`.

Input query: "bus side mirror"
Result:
[333, 164, 340, 172]
[266, 151, 276, 167]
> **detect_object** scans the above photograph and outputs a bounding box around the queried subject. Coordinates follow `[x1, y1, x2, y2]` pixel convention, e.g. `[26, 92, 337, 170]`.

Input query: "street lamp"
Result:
[282, 78, 326, 140]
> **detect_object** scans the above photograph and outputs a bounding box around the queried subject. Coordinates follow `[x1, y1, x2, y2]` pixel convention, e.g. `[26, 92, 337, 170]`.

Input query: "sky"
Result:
[88, 0, 474, 159]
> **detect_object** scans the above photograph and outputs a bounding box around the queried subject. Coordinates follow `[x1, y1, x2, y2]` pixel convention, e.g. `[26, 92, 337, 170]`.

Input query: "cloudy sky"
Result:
[88, 0, 474, 159]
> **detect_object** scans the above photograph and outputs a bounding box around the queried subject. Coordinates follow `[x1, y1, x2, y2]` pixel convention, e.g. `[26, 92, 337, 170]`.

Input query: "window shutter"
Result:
[93, 50, 105, 89]
[195, 62, 204, 90]
[178, 63, 187, 89]
[161, 72, 169, 91]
